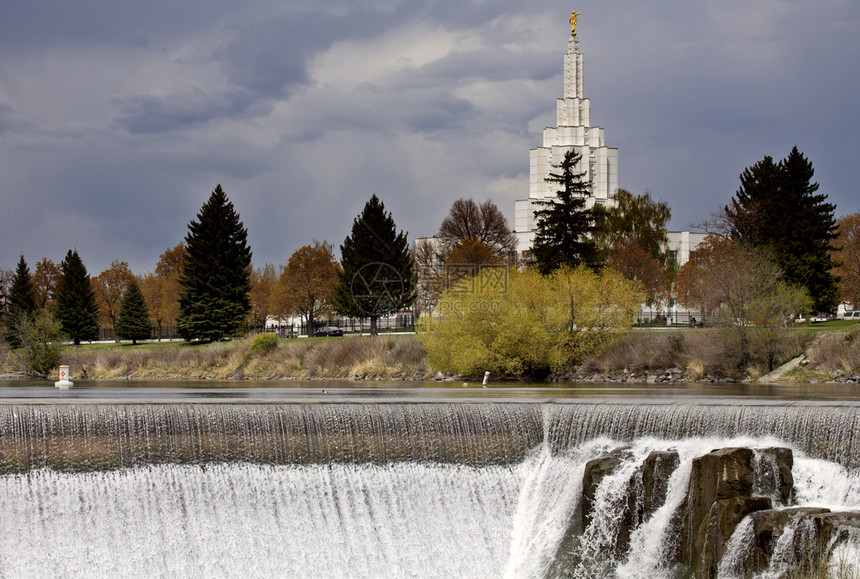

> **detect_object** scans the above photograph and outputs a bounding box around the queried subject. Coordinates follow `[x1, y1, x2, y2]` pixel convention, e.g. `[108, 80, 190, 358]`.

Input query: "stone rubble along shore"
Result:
[550, 367, 735, 384]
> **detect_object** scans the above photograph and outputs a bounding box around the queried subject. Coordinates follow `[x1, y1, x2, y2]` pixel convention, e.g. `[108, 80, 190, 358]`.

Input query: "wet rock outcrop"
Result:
[681, 446, 794, 578]
[580, 448, 683, 557]
[569, 444, 859, 578]
[575, 445, 797, 577]
[641, 450, 680, 518]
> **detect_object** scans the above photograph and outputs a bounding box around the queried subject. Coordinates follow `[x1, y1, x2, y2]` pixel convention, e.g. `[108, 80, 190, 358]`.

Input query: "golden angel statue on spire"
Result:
[570, 10, 584, 36]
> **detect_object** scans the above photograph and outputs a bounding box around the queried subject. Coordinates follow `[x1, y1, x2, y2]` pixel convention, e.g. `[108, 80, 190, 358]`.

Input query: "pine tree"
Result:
[725, 147, 839, 313]
[8, 256, 37, 318]
[531, 149, 600, 274]
[333, 195, 414, 335]
[778, 146, 839, 313]
[55, 249, 99, 345]
[4, 255, 38, 347]
[115, 279, 151, 345]
[176, 185, 252, 342]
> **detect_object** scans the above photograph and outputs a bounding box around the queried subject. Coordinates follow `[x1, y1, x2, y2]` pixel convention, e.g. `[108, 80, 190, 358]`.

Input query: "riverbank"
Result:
[2, 328, 859, 383]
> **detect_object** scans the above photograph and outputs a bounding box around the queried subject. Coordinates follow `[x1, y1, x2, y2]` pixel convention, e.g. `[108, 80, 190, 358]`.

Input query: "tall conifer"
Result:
[531, 149, 600, 274]
[333, 195, 414, 335]
[55, 249, 99, 345]
[8, 255, 37, 317]
[115, 279, 151, 345]
[4, 255, 38, 347]
[725, 146, 839, 313]
[176, 185, 252, 341]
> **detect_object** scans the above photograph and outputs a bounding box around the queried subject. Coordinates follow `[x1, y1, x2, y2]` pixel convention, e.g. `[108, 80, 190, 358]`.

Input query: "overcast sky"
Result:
[2, 0, 858, 275]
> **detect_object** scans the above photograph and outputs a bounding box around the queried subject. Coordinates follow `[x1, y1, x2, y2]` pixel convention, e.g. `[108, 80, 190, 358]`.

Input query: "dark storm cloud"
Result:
[113, 88, 269, 134]
[0, 0, 239, 49]
[1, 0, 859, 275]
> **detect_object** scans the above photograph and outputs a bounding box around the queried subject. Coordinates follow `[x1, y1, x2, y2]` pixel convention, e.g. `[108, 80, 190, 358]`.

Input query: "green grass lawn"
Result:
[796, 319, 860, 333]
[63, 340, 197, 354]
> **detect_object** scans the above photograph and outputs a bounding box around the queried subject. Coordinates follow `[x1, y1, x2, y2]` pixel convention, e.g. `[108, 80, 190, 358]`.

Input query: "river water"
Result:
[1, 380, 858, 578]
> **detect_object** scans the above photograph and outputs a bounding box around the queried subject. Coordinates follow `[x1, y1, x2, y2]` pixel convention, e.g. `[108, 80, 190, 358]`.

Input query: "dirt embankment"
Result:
[3, 329, 858, 383]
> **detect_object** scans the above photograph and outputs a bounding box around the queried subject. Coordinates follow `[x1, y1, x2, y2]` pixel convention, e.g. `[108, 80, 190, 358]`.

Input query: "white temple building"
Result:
[514, 33, 618, 254]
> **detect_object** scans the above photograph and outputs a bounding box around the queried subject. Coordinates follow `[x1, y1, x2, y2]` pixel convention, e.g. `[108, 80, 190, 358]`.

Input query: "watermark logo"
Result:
[445, 263, 508, 294]
[350, 262, 406, 316]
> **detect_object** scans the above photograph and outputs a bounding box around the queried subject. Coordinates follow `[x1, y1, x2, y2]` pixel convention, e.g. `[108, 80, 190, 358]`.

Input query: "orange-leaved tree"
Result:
[141, 243, 184, 340]
[249, 263, 280, 331]
[275, 241, 341, 336]
[93, 260, 134, 341]
[833, 213, 860, 309]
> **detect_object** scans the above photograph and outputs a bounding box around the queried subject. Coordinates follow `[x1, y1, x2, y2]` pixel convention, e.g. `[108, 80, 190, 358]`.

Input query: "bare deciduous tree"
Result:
[438, 198, 517, 263]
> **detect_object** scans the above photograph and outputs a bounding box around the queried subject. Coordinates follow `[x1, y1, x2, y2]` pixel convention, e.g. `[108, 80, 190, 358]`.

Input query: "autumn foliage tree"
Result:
[249, 263, 280, 331]
[675, 236, 811, 369]
[276, 241, 340, 336]
[607, 239, 669, 305]
[141, 243, 184, 340]
[833, 213, 860, 308]
[32, 258, 61, 310]
[93, 260, 134, 341]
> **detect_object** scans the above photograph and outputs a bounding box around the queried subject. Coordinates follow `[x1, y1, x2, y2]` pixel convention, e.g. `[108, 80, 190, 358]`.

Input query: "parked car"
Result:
[811, 314, 829, 323]
[846, 311, 860, 321]
[313, 326, 344, 337]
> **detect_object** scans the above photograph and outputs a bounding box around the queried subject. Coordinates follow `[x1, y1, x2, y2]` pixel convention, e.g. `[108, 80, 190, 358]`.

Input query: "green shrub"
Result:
[9, 311, 64, 376]
[419, 266, 644, 378]
[242, 333, 280, 366]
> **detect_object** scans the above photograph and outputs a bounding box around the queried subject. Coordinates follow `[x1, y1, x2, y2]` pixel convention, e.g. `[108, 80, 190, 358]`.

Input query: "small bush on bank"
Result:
[242, 334, 280, 366]
[7, 312, 65, 376]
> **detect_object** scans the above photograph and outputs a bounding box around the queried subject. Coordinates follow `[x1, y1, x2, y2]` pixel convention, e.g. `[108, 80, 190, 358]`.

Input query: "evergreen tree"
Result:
[8, 256, 38, 318]
[531, 149, 600, 274]
[176, 185, 252, 342]
[333, 195, 414, 335]
[725, 146, 839, 313]
[4, 255, 38, 347]
[115, 279, 151, 345]
[55, 249, 99, 345]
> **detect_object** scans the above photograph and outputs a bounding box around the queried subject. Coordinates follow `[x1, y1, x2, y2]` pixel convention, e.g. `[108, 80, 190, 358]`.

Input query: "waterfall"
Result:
[1, 401, 858, 577]
[2, 402, 859, 471]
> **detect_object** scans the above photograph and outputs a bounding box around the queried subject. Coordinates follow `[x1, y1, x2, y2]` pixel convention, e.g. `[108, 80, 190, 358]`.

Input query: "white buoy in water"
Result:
[54, 365, 73, 389]
[482, 371, 490, 387]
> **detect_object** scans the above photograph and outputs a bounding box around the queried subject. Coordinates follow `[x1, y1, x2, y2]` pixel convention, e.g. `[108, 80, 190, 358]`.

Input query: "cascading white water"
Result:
[1, 462, 523, 577]
[1, 402, 859, 577]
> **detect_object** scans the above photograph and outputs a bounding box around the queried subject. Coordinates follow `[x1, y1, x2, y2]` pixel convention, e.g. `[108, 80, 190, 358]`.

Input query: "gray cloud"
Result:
[0, 104, 31, 135]
[1, 0, 858, 275]
[113, 88, 269, 134]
